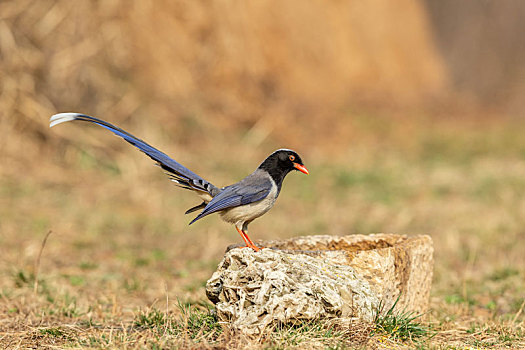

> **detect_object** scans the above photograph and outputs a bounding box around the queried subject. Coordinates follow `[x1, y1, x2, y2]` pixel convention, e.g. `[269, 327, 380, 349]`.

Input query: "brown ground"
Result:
[1, 1, 524, 348]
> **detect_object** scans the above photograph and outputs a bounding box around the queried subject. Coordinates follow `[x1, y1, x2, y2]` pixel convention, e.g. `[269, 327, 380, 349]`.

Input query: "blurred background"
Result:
[1, 0, 524, 338]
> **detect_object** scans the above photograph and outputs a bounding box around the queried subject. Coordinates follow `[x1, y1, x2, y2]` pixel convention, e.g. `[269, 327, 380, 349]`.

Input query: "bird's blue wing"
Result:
[50, 113, 218, 196]
[189, 180, 271, 224]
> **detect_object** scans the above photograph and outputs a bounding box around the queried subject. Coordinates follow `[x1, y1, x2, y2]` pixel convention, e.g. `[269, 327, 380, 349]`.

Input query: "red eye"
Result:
[289, 155, 295, 162]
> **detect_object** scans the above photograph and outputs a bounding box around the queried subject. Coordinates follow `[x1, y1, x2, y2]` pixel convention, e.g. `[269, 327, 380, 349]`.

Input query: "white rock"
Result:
[206, 234, 433, 334]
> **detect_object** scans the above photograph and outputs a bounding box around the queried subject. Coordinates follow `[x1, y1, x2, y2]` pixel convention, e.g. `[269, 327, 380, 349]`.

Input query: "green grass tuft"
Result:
[39, 327, 64, 337]
[373, 296, 433, 342]
[176, 300, 222, 340]
[134, 309, 166, 330]
[133, 301, 222, 342]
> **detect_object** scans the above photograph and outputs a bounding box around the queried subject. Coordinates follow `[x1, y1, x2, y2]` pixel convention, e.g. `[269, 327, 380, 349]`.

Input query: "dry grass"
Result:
[2, 117, 524, 349]
[1, 1, 525, 349]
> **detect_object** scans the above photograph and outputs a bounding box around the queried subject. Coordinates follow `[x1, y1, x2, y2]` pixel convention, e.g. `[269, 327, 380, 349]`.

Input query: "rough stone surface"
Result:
[206, 234, 433, 334]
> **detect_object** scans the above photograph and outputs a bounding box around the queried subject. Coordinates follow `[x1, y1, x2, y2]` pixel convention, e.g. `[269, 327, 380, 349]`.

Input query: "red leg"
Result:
[241, 228, 265, 251]
[242, 230, 256, 247]
[236, 227, 260, 252]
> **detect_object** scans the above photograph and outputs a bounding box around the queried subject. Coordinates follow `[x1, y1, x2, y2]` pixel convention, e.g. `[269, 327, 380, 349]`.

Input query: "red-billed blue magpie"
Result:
[50, 113, 308, 251]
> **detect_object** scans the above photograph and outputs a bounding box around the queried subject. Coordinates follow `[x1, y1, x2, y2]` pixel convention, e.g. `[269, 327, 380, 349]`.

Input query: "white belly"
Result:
[219, 182, 278, 226]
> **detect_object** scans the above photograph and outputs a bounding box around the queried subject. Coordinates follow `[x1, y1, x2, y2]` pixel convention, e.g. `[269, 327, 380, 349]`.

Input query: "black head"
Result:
[258, 149, 308, 187]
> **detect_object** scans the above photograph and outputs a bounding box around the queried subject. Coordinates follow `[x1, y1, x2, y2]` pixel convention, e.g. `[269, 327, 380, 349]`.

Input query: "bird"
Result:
[49, 113, 308, 251]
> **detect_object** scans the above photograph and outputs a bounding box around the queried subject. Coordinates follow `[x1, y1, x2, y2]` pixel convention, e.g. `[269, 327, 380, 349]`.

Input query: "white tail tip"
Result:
[49, 113, 82, 128]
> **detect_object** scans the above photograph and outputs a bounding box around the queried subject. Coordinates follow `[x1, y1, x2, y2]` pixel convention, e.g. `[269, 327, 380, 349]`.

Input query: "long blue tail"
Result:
[50, 113, 218, 196]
